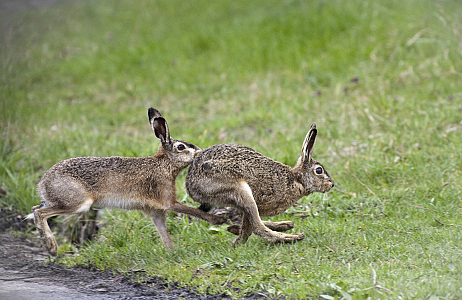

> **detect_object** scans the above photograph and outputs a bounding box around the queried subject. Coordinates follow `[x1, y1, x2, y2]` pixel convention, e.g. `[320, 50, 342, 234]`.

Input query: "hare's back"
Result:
[43, 156, 156, 188]
[195, 144, 263, 160]
[193, 144, 268, 166]
[190, 144, 287, 179]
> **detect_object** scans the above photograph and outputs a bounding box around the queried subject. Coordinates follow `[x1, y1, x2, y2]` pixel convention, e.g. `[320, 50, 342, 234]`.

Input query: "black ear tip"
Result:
[148, 108, 162, 122]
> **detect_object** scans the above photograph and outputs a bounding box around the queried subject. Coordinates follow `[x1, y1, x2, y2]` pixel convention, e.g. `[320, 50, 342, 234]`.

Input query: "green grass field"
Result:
[1, 0, 462, 298]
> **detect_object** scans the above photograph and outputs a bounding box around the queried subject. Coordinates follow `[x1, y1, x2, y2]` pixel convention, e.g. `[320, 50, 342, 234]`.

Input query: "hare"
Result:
[186, 124, 334, 246]
[28, 108, 226, 256]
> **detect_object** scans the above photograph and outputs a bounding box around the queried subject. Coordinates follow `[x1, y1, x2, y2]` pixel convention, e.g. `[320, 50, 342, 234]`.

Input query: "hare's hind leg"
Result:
[235, 181, 305, 244]
[34, 179, 94, 255]
[33, 205, 77, 256]
[146, 209, 174, 250]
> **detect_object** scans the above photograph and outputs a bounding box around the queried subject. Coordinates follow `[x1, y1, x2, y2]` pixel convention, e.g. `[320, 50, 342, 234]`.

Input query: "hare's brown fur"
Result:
[186, 124, 334, 245]
[29, 108, 226, 256]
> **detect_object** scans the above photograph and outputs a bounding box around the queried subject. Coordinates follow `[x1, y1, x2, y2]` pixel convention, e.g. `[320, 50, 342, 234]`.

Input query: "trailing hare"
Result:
[28, 108, 226, 256]
[186, 124, 334, 246]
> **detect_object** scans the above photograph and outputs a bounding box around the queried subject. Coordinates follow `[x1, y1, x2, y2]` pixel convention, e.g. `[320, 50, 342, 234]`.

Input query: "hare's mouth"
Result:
[322, 182, 334, 193]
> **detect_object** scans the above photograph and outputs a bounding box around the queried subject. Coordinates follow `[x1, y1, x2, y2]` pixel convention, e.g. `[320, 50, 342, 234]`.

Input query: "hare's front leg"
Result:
[146, 209, 174, 250]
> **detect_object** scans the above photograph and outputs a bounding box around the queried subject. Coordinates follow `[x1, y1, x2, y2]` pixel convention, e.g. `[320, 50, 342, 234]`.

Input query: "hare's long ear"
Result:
[301, 124, 317, 163]
[148, 107, 162, 121]
[148, 108, 173, 151]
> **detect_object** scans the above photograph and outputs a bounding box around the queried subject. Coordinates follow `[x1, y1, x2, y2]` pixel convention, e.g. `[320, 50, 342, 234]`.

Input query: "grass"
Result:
[1, 0, 462, 298]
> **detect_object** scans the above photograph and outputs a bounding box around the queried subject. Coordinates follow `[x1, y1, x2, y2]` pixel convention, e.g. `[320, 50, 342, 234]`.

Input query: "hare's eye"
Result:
[315, 167, 323, 175]
[177, 144, 186, 151]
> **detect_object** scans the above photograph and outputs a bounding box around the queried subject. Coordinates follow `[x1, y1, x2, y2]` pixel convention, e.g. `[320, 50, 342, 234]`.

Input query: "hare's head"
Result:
[295, 124, 334, 194]
[148, 108, 201, 167]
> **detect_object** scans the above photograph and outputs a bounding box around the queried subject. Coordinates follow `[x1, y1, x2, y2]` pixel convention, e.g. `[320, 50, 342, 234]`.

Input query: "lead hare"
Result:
[186, 124, 334, 246]
[28, 108, 226, 256]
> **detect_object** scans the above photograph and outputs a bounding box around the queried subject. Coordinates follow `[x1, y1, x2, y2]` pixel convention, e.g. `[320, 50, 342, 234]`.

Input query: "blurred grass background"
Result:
[1, 0, 462, 298]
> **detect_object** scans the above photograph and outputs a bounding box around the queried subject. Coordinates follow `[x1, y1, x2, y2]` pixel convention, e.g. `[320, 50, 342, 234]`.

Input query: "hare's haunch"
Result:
[186, 124, 334, 246]
[28, 108, 226, 256]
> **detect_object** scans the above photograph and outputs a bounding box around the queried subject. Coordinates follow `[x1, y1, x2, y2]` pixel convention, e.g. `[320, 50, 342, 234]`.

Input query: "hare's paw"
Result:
[267, 232, 305, 243]
[229, 221, 296, 236]
[282, 232, 305, 243]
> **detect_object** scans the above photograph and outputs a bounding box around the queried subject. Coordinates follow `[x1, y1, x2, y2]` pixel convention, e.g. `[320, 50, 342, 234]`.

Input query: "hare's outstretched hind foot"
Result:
[278, 232, 305, 243]
[254, 230, 305, 244]
[231, 231, 305, 246]
[227, 220, 294, 235]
